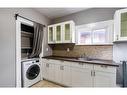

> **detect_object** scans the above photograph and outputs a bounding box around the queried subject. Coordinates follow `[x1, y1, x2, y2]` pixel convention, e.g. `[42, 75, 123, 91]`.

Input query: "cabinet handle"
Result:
[91, 70, 95, 76]
[60, 66, 64, 70]
[60, 60, 64, 62]
[94, 71, 95, 76]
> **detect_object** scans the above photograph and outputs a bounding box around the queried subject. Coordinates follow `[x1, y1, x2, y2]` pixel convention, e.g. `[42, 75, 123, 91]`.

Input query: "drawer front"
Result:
[42, 59, 47, 63]
[70, 62, 93, 69]
[42, 59, 60, 65]
[62, 61, 72, 66]
[47, 59, 60, 64]
[94, 65, 116, 73]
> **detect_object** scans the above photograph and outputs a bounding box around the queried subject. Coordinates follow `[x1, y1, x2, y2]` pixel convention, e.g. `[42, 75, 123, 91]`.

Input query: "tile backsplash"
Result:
[51, 44, 113, 60]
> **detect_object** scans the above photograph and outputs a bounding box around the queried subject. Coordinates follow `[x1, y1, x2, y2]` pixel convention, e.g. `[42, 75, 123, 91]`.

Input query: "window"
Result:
[93, 28, 107, 44]
[76, 20, 113, 45]
[77, 28, 92, 44]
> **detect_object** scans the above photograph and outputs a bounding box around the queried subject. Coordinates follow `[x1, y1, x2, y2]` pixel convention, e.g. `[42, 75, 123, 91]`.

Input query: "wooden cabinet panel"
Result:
[71, 67, 93, 87]
[62, 65, 71, 86]
[93, 71, 116, 87]
[54, 64, 62, 83]
[93, 65, 116, 87]
[42, 62, 55, 81]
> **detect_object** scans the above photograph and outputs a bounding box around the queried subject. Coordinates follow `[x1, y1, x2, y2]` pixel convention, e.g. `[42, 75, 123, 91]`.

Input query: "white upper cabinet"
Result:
[114, 9, 127, 42]
[76, 20, 114, 45]
[63, 21, 75, 43]
[48, 20, 75, 44]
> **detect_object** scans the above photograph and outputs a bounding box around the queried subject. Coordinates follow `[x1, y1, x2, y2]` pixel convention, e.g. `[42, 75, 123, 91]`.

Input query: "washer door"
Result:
[26, 64, 40, 80]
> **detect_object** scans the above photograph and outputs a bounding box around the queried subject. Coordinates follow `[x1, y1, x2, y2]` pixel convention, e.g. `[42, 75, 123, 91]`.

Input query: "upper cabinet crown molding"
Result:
[114, 8, 127, 42]
[48, 20, 75, 44]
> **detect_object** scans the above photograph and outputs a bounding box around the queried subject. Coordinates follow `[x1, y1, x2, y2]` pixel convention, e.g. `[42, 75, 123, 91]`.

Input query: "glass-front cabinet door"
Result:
[63, 21, 75, 43]
[48, 21, 75, 44]
[64, 23, 71, 42]
[121, 12, 127, 38]
[55, 24, 62, 43]
[114, 9, 127, 41]
[48, 25, 54, 43]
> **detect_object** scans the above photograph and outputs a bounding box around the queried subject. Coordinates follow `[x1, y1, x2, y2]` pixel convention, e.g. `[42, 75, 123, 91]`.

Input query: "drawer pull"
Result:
[101, 65, 108, 68]
[94, 71, 95, 76]
[60, 60, 64, 62]
[60, 66, 64, 70]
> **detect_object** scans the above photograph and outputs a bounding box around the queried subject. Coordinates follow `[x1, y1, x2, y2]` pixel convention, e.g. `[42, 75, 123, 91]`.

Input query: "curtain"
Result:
[29, 23, 44, 58]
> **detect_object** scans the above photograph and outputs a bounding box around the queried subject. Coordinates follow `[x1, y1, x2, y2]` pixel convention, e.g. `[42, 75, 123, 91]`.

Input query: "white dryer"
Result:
[22, 59, 41, 87]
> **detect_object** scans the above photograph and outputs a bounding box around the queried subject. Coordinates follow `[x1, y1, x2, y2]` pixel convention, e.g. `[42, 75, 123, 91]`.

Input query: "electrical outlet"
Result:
[67, 48, 70, 52]
[46, 48, 49, 51]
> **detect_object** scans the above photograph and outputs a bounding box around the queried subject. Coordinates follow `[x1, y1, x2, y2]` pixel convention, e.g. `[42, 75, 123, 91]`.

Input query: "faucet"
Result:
[80, 53, 87, 58]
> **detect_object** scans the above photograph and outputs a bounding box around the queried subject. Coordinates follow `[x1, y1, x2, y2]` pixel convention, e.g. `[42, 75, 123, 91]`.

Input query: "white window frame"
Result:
[76, 20, 114, 45]
[77, 28, 92, 45]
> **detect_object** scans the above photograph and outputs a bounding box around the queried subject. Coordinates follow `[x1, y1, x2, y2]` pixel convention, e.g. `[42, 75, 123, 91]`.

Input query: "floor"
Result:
[31, 80, 63, 87]
[31, 80, 121, 88]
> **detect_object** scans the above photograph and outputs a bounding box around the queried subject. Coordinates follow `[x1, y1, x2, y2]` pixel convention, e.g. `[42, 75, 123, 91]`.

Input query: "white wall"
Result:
[0, 8, 52, 87]
[113, 43, 127, 63]
[52, 8, 121, 25]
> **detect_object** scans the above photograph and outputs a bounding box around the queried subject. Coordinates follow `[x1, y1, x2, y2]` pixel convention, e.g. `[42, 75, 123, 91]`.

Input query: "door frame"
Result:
[16, 17, 33, 87]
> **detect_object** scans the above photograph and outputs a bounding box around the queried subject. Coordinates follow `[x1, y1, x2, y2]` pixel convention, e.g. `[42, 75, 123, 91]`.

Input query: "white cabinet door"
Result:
[55, 24, 62, 43]
[63, 21, 75, 43]
[93, 71, 116, 87]
[48, 63, 55, 81]
[48, 25, 55, 44]
[54, 64, 62, 84]
[42, 63, 49, 80]
[93, 65, 116, 87]
[42, 62, 55, 81]
[62, 65, 71, 86]
[71, 67, 93, 87]
[114, 9, 127, 41]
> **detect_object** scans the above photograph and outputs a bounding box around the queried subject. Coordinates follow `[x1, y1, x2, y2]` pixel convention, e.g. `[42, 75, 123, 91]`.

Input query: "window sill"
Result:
[75, 43, 113, 46]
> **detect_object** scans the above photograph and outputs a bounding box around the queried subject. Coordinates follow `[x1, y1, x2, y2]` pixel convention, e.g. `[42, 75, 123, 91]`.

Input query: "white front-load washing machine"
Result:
[22, 58, 41, 87]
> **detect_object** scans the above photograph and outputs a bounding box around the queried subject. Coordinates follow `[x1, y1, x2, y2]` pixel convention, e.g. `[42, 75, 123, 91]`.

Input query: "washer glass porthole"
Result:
[26, 64, 40, 80]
